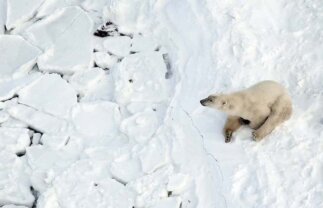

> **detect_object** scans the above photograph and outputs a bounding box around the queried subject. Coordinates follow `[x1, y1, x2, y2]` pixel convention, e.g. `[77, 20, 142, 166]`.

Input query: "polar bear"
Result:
[200, 80, 292, 142]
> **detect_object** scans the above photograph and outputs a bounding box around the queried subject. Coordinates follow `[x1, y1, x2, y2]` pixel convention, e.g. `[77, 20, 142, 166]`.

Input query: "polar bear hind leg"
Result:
[252, 95, 292, 141]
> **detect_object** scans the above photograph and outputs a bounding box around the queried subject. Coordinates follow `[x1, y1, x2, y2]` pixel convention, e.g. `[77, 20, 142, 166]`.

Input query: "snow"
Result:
[18, 73, 77, 118]
[0, 127, 30, 154]
[0, 0, 323, 208]
[115, 51, 169, 104]
[7, 104, 69, 134]
[23, 6, 93, 74]
[0, 151, 34, 207]
[38, 160, 135, 208]
[0, 35, 41, 78]
[103, 36, 132, 57]
[120, 109, 160, 143]
[71, 101, 121, 138]
[93, 52, 118, 69]
[0, 72, 41, 101]
[0, 0, 6, 34]
[5, 0, 43, 30]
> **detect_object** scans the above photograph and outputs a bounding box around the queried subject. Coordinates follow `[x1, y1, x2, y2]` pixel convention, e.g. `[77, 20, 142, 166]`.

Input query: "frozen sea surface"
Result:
[0, 0, 322, 208]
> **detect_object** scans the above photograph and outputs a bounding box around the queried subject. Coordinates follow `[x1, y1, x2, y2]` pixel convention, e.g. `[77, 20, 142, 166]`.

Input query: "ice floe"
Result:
[7, 104, 69, 134]
[24, 7, 93, 74]
[5, 0, 44, 30]
[71, 101, 121, 138]
[0, 35, 41, 78]
[115, 51, 169, 104]
[0, 127, 30, 154]
[18, 73, 77, 118]
[0, 151, 34, 206]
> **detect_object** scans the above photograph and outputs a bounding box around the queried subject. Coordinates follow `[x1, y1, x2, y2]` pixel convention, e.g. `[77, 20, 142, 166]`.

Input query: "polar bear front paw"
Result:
[252, 131, 264, 141]
[224, 130, 232, 143]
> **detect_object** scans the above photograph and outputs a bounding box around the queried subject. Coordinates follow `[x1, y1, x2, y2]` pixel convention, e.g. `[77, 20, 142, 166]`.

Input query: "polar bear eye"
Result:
[222, 101, 227, 105]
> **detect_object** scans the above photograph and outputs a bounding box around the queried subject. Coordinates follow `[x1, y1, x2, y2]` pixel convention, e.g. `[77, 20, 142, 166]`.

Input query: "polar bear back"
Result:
[242, 80, 288, 104]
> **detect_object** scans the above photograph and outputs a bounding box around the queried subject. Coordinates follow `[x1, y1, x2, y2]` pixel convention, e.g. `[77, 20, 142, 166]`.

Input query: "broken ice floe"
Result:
[38, 160, 135, 208]
[0, 35, 41, 78]
[68, 68, 105, 96]
[0, 151, 34, 207]
[18, 73, 77, 118]
[0, 127, 30, 154]
[120, 109, 160, 144]
[23, 7, 93, 74]
[0, 0, 6, 34]
[103, 36, 132, 56]
[2, 205, 29, 208]
[149, 197, 182, 208]
[115, 51, 169, 104]
[139, 137, 169, 174]
[5, 0, 43, 30]
[110, 157, 143, 184]
[93, 52, 118, 69]
[71, 101, 121, 138]
[7, 104, 69, 134]
[127, 165, 174, 207]
[0, 72, 41, 101]
[26, 143, 82, 192]
[131, 34, 158, 52]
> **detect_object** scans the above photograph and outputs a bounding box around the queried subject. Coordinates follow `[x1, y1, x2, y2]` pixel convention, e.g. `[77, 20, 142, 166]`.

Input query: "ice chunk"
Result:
[81, 72, 115, 102]
[41, 134, 69, 149]
[68, 68, 105, 96]
[0, 72, 41, 101]
[27, 145, 80, 171]
[0, 127, 30, 154]
[115, 51, 169, 104]
[110, 157, 143, 184]
[103, 36, 132, 56]
[127, 165, 174, 207]
[24, 7, 93, 74]
[26, 143, 81, 191]
[120, 109, 159, 143]
[38, 160, 135, 208]
[0, 35, 41, 78]
[149, 197, 181, 208]
[7, 104, 69, 134]
[131, 35, 158, 52]
[5, 0, 44, 30]
[36, 0, 77, 18]
[167, 173, 191, 194]
[139, 137, 169, 174]
[0, 151, 34, 206]
[2, 205, 29, 208]
[0, 0, 5, 34]
[71, 101, 121, 137]
[0, 110, 9, 123]
[93, 52, 118, 69]
[18, 74, 77, 118]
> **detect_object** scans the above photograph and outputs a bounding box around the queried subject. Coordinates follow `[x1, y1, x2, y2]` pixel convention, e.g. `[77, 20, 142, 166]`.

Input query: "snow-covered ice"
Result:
[5, 0, 43, 30]
[115, 51, 169, 104]
[0, 0, 323, 208]
[23, 7, 93, 74]
[71, 101, 121, 138]
[0, 127, 30, 154]
[18, 73, 77, 118]
[0, 35, 41, 78]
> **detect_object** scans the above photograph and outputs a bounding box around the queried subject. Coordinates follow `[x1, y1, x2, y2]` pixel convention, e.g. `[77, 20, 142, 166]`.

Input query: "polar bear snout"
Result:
[200, 96, 216, 106]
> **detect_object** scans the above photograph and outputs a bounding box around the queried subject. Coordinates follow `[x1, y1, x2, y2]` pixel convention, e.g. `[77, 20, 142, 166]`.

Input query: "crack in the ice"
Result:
[30, 186, 39, 208]
[179, 106, 228, 208]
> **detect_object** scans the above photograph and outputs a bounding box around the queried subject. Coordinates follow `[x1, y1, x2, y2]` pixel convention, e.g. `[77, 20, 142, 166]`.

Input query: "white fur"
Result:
[201, 80, 292, 141]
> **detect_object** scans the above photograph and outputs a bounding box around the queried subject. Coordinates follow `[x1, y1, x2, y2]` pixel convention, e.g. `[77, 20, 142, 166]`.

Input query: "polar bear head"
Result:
[200, 94, 241, 115]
